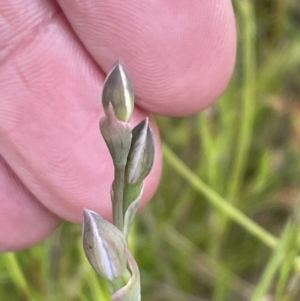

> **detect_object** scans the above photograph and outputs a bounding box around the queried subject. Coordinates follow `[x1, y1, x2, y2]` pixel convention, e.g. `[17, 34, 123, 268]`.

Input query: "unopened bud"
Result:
[125, 118, 155, 184]
[102, 61, 134, 122]
[82, 208, 127, 281]
[100, 105, 132, 169]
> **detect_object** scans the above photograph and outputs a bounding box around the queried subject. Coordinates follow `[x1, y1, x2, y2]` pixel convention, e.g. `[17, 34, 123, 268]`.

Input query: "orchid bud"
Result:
[102, 61, 134, 122]
[125, 118, 155, 184]
[100, 105, 132, 169]
[82, 208, 127, 281]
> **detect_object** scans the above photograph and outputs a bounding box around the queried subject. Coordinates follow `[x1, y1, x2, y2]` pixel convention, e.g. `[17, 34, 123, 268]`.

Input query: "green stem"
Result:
[4, 252, 36, 301]
[163, 143, 276, 248]
[228, 0, 256, 203]
[112, 166, 125, 230]
[250, 222, 292, 301]
[162, 143, 300, 276]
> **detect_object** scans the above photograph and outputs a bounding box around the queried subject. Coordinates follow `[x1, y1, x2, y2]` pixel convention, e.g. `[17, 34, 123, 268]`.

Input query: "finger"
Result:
[57, 0, 236, 116]
[1, 0, 162, 250]
[0, 156, 59, 251]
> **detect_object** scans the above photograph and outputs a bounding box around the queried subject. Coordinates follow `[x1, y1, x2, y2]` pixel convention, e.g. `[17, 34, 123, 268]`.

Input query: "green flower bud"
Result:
[82, 208, 127, 281]
[102, 61, 134, 122]
[100, 105, 132, 169]
[125, 118, 155, 184]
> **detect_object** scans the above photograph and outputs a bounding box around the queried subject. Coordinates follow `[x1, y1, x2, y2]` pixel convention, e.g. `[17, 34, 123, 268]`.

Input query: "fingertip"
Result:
[127, 1, 237, 116]
[58, 0, 236, 116]
[0, 216, 59, 251]
[0, 157, 60, 251]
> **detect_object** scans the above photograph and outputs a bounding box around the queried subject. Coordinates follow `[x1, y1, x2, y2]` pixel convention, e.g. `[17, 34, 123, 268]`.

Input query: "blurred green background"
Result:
[2, 0, 300, 300]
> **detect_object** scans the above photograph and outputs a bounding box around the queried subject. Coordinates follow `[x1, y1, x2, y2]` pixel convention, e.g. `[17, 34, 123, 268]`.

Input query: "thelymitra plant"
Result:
[82, 61, 155, 301]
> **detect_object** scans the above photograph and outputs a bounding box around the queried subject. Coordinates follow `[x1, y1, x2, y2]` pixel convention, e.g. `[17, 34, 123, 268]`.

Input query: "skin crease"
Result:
[0, 0, 236, 251]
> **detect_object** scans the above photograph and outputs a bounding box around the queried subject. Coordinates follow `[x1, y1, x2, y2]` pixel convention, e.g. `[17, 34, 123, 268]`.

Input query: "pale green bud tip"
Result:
[82, 208, 127, 281]
[125, 118, 155, 184]
[102, 61, 134, 122]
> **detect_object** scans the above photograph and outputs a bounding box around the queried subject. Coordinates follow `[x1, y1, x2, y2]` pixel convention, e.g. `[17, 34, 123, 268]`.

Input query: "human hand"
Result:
[0, 0, 236, 251]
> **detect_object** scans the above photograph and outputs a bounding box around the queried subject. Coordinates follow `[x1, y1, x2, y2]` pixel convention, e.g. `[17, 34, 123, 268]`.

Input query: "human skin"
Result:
[0, 0, 236, 251]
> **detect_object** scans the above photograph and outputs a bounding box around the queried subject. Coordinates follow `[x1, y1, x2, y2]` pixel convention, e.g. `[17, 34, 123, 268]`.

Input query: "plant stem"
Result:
[250, 222, 292, 301]
[4, 252, 36, 301]
[228, 0, 256, 203]
[112, 166, 125, 230]
[163, 143, 276, 248]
